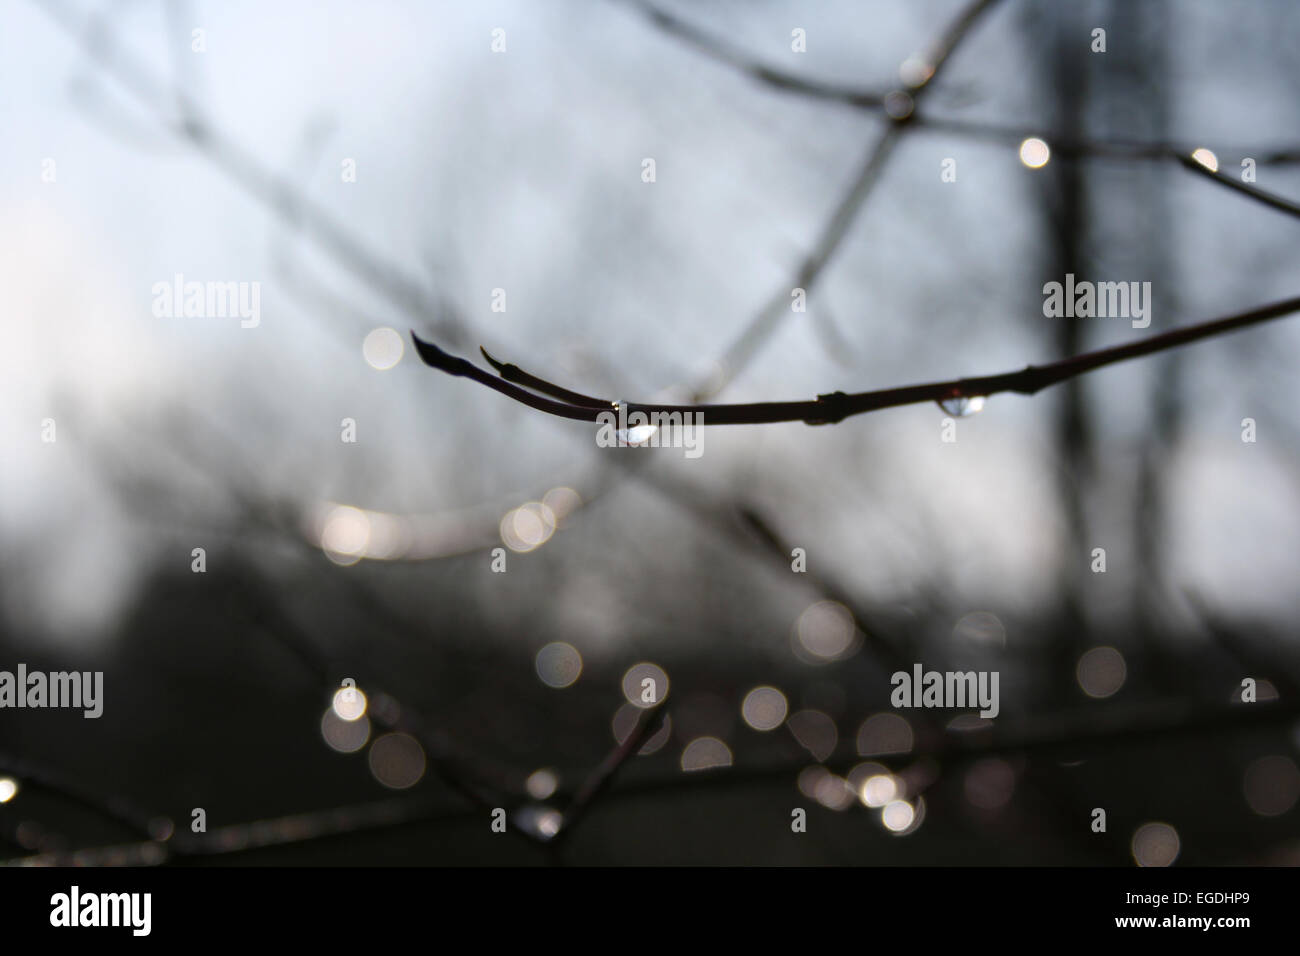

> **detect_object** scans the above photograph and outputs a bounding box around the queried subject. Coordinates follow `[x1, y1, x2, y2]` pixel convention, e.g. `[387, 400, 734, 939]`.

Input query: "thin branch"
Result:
[551, 706, 668, 845]
[700, 122, 902, 399]
[14, 692, 1294, 865]
[730, 503, 914, 672]
[690, 0, 1004, 399]
[587, 695, 1300, 807]
[0, 754, 159, 842]
[618, 0, 887, 108]
[1177, 153, 1300, 220]
[810, 300, 861, 368]
[479, 347, 611, 409]
[920, 0, 1002, 81]
[2, 793, 458, 866]
[914, 115, 1300, 164]
[624, 2, 1300, 167]
[226, 568, 550, 842]
[412, 292, 1300, 426]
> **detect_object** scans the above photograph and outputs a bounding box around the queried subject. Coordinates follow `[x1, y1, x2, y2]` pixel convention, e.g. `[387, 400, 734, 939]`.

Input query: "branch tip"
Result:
[410, 331, 473, 376]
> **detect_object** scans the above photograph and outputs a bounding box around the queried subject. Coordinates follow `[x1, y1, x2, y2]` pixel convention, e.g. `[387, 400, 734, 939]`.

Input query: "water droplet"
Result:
[611, 399, 658, 446]
[1190, 147, 1219, 173]
[513, 805, 563, 841]
[937, 395, 985, 417]
[617, 424, 658, 445]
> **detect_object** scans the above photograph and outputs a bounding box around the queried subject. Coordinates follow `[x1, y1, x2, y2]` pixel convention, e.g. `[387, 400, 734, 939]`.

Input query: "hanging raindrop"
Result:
[611, 399, 657, 445]
[937, 395, 986, 417]
[619, 423, 658, 445]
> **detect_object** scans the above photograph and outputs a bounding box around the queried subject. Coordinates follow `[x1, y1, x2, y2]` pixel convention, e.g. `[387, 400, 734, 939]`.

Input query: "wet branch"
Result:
[412, 293, 1300, 426]
[1177, 153, 1300, 220]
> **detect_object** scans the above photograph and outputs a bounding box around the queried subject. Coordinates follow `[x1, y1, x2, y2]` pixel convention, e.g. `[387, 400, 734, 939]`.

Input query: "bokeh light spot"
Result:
[526, 768, 559, 801]
[536, 642, 583, 689]
[332, 685, 367, 721]
[882, 799, 916, 832]
[320, 505, 370, 566]
[899, 55, 934, 87]
[1077, 646, 1126, 698]
[1019, 137, 1051, 168]
[320, 707, 370, 754]
[1131, 822, 1180, 867]
[856, 712, 914, 756]
[813, 773, 855, 811]
[798, 765, 831, 800]
[362, 327, 404, 370]
[541, 487, 582, 525]
[500, 501, 557, 553]
[860, 774, 898, 808]
[368, 733, 426, 789]
[794, 601, 858, 662]
[622, 662, 669, 708]
[787, 709, 838, 762]
[953, 610, 1006, 648]
[611, 703, 673, 755]
[741, 686, 789, 731]
[1243, 755, 1300, 817]
[884, 90, 914, 120]
[680, 736, 733, 771]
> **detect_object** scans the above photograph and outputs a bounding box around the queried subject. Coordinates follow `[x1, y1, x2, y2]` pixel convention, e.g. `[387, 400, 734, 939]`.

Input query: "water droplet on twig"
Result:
[937, 395, 985, 417]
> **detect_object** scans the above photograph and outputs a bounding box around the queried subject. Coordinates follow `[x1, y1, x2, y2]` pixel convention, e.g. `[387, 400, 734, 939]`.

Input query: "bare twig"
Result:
[1177, 153, 1300, 220]
[226, 568, 552, 843]
[691, 0, 1005, 399]
[699, 122, 902, 399]
[411, 292, 1300, 425]
[551, 706, 668, 845]
[2, 793, 457, 866]
[618, 0, 887, 108]
[479, 347, 611, 409]
[624, 1, 1300, 169]
[919, 0, 1002, 80]
[0, 754, 159, 842]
